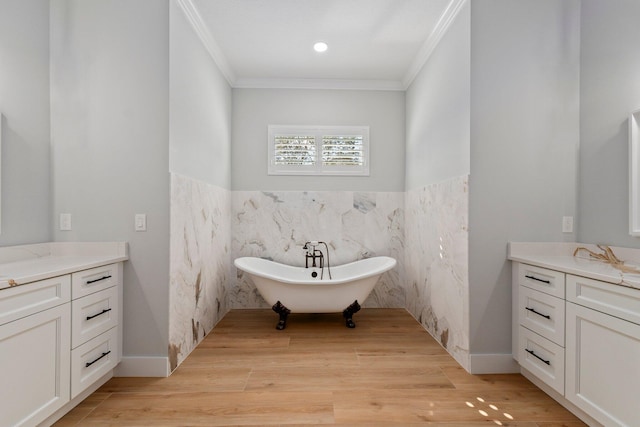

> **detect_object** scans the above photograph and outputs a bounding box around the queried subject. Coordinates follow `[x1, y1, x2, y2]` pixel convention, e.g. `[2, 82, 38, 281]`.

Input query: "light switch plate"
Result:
[59, 213, 72, 231]
[562, 216, 573, 233]
[135, 214, 147, 232]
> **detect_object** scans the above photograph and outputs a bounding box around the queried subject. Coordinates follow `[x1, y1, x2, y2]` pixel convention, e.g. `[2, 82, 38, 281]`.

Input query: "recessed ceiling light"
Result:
[313, 41, 328, 53]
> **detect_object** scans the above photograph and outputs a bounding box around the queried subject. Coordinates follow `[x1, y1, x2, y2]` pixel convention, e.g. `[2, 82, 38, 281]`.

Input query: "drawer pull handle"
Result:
[525, 348, 550, 365]
[525, 307, 551, 319]
[85, 351, 111, 368]
[86, 275, 112, 285]
[525, 275, 550, 284]
[86, 308, 112, 321]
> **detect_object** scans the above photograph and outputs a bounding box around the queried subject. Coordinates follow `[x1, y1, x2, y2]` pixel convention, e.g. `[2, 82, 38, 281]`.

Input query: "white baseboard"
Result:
[468, 353, 520, 374]
[114, 356, 170, 377]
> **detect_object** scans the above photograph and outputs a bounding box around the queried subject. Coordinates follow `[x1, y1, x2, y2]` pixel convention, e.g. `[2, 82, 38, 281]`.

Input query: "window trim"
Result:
[267, 125, 370, 176]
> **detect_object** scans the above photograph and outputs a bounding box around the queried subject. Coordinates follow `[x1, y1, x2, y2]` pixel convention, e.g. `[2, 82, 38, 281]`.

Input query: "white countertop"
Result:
[508, 242, 640, 290]
[0, 242, 128, 291]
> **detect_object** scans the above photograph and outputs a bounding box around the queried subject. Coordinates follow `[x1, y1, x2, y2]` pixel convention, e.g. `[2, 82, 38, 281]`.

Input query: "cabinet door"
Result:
[566, 302, 640, 427]
[0, 303, 71, 427]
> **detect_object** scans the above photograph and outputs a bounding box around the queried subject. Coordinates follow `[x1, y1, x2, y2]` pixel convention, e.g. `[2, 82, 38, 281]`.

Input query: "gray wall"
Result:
[469, 0, 580, 355]
[231, 88, 405, 191]
[170, 0, 232, 188]
[50, 0, 171, 359]
[579, 0, 640, 248]
[168, 0, 233, 371]
[404, 0, 470, 369]
[0, 0, 51, 246]
[405, 1, 470, 189]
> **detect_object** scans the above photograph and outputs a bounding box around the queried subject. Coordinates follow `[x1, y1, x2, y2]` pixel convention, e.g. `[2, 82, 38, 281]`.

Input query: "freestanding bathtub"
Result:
[234, 256, 396, 329]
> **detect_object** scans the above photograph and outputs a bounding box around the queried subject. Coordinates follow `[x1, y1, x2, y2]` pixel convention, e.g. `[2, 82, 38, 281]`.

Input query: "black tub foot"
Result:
[342, 300, 361, 328]
[272, 301, 291, 330]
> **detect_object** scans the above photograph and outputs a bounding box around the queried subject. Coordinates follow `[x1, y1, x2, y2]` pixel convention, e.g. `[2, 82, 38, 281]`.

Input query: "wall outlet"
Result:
[562, 216, 573, 233]
[59, 213, 72, 231]
[135, 213, 147, 232]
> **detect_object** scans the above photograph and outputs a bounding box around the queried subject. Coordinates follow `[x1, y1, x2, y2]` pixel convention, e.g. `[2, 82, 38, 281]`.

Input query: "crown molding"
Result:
[177, 0, 465, 92]
[402, 0, 468, 90]
[233, 77, 405, 91]
[175, 0, 236, 85]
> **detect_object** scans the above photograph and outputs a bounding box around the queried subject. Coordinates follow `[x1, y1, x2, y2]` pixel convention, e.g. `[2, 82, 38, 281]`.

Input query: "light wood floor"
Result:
[55, 308, 586, 426]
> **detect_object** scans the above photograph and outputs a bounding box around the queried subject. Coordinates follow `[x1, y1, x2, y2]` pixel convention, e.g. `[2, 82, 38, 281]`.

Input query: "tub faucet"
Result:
[302, 241, 332, 280]
[303, 241, 324, 269]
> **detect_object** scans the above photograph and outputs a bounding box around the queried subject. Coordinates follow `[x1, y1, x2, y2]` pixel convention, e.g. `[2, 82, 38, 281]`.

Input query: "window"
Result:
[268, 125, 370, 176]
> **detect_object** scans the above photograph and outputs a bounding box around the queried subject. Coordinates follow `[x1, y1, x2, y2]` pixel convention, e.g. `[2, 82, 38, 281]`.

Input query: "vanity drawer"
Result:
[71, 286, 118, 348]
[72, 263, 120, 299]
[519, 325, 565, 395]
[71, 327, 118, 398]
[567, 274, 640, 325]
[519, 286, 565, 345]
[518, 264, 565, 299]
[0, 275, 71, 326]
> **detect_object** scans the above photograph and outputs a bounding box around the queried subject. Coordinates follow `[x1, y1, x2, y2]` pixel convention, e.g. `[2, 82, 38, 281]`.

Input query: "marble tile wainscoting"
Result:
[231, 190, 406, 309]
[405, 175, 470, 371]
[169, 173, 231, 371]
[167, 178, 470, 372]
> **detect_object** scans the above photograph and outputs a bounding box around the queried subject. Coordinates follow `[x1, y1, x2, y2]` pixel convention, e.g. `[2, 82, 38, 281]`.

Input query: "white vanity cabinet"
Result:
[70, 263, 122, 399]
[565, 274, 640, 427]
[513, 263, 566, 394]
[0, 256, 124, 427]
[0, 276, 72, 427]
[512, 260, 640, 427]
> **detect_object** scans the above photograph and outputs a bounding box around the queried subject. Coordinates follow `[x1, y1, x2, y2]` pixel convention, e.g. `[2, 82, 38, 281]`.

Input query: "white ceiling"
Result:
[187, 0, 458, 90]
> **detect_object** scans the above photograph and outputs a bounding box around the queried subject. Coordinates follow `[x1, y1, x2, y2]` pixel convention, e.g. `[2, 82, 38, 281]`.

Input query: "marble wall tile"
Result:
[231, 191, 405, 310]
[169, 173, 231, 371]
[168, 175, 469, 371]
[405, 175, 470, 370]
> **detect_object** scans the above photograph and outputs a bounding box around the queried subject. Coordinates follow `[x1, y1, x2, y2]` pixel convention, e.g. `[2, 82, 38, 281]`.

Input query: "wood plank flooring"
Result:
[54, 308, 586, 426]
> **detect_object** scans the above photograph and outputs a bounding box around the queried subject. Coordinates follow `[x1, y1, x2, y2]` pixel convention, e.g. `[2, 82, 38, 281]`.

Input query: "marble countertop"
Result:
[0, 242, 128, 291]
[508, 242, 640, 290]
